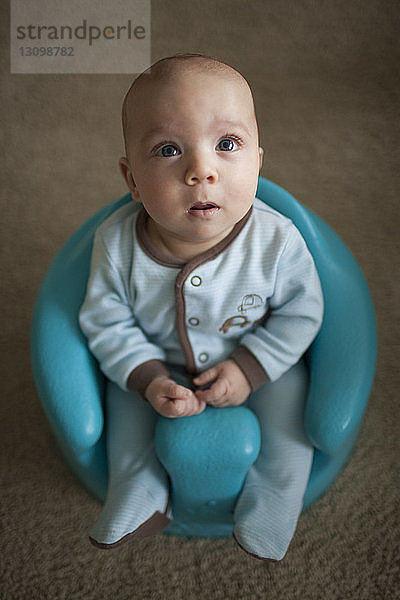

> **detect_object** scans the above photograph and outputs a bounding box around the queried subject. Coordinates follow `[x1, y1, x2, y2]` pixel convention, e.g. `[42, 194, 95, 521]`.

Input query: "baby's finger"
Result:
[174, 395, 206, 416]
[156, 398, 183, 418]
[193, 367, 218, 387]
[161, 397, 198, 418]
[166, 381, 194, 401]
[171, 398, 190, 416]
[196, 378, 228, 405]
[187, 395, 207, 415]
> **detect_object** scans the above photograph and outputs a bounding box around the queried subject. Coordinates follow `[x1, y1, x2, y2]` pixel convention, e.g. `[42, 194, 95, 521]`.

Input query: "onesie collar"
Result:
[136, 206, 253, 271]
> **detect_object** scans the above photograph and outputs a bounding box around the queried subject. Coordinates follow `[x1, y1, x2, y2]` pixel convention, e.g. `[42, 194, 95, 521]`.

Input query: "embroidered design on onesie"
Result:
[237, 294, 264, 312]
[219, 294, 265, 334]
[219, 315, 251, 334]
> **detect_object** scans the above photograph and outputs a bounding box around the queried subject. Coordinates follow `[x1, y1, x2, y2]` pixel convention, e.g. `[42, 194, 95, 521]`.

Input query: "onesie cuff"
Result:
[126, 360, 171, 397]
[230, 346, 269, 391]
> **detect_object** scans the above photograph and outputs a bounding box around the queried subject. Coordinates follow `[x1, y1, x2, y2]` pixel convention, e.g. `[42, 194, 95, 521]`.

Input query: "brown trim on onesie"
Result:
[136, 207, 254, 375]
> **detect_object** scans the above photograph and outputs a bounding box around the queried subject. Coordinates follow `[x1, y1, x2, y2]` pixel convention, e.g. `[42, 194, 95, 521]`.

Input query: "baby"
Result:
[79, 53, 324, 560]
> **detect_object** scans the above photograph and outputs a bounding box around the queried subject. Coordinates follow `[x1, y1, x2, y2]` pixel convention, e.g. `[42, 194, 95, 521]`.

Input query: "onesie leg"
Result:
[233, 359, 313, 561]
[89, 381, 171, 549]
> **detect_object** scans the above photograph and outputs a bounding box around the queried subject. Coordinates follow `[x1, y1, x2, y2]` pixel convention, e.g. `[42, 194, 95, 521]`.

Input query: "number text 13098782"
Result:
[19, 46, 74, 56]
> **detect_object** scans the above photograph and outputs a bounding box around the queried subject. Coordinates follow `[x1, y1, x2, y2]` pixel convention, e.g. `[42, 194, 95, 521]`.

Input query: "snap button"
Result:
[198, 353, 209, 363]
[188, 317, 200, 326]
[190, 275, 202, 287]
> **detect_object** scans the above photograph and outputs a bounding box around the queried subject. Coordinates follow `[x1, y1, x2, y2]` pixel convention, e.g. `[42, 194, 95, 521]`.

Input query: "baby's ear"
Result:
[119, 157, 140, 202]
[258, 147, 264, 170]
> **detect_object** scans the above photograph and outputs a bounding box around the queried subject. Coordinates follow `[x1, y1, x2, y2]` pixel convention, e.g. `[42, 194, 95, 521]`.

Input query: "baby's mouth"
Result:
[188, 202, 220, 217]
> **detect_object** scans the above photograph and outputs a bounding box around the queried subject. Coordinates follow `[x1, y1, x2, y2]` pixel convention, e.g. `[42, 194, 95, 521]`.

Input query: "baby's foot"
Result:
[233, 487, 301, 561]
[233, 522, 286, 561]
[89, 505, 171, 549]
[89, 483, 171, 549]
[232, 531, 278, 562]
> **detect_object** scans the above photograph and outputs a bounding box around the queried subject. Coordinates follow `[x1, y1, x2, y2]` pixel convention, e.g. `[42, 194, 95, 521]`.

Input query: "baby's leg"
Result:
[89, 381, 171, 549]
[233, 358, 313, 561]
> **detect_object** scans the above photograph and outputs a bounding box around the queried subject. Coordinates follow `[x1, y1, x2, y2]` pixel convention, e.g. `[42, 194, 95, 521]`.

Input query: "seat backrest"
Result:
[31, 177, 377, 465]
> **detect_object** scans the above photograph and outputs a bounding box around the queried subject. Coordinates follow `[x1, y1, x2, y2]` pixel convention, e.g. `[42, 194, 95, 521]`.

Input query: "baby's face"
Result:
[121, 68, 263, 259]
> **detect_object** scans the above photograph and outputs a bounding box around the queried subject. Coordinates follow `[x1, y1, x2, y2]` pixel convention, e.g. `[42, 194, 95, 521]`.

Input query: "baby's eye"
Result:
[155, 144, 181, 157]
[216, 138, 239, 152]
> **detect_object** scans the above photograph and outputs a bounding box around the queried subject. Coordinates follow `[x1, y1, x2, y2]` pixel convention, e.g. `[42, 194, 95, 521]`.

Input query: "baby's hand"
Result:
[193, 360, 251, 408]
[145, 376, 206, 418]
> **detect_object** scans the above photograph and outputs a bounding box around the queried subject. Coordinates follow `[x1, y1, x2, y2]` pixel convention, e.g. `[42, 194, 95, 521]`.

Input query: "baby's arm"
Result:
[79, 228, 168, 391]
[193, 360, 251, 407]
[231, 225, 324, 385]
[145, 376, 206, 418]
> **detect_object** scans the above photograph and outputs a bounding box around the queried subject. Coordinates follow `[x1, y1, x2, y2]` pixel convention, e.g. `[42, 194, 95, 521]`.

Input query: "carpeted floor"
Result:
[1, 1, 399, 598]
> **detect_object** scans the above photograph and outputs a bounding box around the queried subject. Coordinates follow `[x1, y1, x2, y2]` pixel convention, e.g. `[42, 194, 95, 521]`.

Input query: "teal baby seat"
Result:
[30, 177, 377, 538]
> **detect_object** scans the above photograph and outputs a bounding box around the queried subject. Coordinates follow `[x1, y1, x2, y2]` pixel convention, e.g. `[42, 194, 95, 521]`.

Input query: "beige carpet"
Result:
[1, 1, 399, 598]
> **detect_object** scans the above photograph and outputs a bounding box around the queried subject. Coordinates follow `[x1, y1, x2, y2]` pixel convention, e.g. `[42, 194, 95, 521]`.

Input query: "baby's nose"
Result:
[184, 155, 218, 185]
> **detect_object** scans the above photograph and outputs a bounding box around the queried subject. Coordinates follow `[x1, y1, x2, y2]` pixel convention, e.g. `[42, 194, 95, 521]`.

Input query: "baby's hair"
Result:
[121, 53, 253, 155]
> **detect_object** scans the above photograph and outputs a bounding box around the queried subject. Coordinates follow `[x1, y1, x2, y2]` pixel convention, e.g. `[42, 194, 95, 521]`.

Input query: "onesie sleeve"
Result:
[232, 225, 324, 388]
[79, 230, 168, 393]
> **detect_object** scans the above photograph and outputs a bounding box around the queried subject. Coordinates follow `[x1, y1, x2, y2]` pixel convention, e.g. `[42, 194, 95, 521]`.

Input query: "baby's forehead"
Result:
[122, 58, 256, 140]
